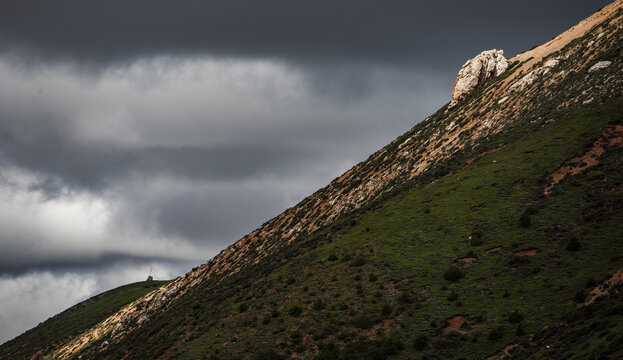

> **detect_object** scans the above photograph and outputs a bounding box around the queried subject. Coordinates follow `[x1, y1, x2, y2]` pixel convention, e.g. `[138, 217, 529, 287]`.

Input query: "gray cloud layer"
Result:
[0, 1, 610, 68]
[0, 0, 612, 345]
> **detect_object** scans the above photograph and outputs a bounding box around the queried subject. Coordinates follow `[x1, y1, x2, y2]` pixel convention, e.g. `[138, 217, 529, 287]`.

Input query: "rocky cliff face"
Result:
[450, 49, 508, 106]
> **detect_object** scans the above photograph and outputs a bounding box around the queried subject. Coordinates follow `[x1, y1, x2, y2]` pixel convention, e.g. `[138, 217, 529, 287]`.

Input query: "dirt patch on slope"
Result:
[457, 257, 477, 265]
[487, 343, 520, 360]
[511, 0, 623, 78]
[584, 269, 623, 305]
[444, 315, 468, 334]
[514, 248, 540, 257]
[488, 246, 503, 253]
[545, 125, 623, 195]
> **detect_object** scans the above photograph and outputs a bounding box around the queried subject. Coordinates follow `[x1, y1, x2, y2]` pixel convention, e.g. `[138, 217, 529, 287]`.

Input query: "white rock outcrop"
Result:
[509, 58, 561, 92]
[450, 49, 508, 106]
[588, 61, 612, 72]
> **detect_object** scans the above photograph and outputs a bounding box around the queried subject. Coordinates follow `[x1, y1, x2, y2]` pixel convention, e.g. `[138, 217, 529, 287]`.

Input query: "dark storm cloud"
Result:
[0, 0, 611, 68]
[0, 251, 186, 277]
[1, 135, 314, 191]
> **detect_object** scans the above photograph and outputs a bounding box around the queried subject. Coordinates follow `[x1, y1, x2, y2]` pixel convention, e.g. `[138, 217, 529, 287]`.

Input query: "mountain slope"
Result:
[2, 1, 623, 359]
[0, 281, 169, 360]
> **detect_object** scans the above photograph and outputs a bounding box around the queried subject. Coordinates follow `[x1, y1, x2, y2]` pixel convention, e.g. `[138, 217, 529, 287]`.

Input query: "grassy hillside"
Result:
[0, 280, 169, 360]
[2, 4, 622, 360]
[75, 98, 623, 360]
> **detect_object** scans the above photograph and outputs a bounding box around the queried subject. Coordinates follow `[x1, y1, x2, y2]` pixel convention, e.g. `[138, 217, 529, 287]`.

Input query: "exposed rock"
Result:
[509, 58, 561, 92]
[588, 60, 612, 72]
[450, 49, 508, 106]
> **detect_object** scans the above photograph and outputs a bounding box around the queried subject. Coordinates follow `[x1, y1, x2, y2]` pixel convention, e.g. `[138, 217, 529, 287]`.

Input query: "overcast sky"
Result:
[0, 0, 611, 345]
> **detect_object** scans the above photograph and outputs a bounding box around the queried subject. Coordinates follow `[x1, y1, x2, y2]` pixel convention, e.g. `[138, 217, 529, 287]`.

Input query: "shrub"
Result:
[350, 256, 367, 267]
[487, 328, 503, 341]
[341, 254, 352, 262]
[238, 303, 248, 313]
[313, 298, 326, 311]
[516, 324, 525, 336]
[381, 304, 392, 316]
[327, 253, 339, 261]
[413, 334, 428, 351]
[508, 310, 523, 323]
[443, 266, 465, 282]
[575, 289, 588, 303]
[253, 349, 284, 360]
[447, 290, 459, 302]
[352, 314, 376, 329]
[567, 235, 581, 251]
[288, 305, 303, 317]
[316, 342, 340, 360]
[469, 228, 484, 246]
[519, 212, 531, 227]
[585, 277, 597, 288]
[398, 292, 413, 304]
[368, 273, 378, 282]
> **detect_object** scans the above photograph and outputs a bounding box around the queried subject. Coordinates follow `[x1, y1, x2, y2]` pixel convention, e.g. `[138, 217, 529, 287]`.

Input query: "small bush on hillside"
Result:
[288, 305, 303, 317]
[327, 253, 339, 261]
[519, 212, 531, 227]
[253, 348, 284, 360]
[585, 277, 597, 288]
[567, 235, 581, 251]
[398, 292, 413, 304]
[508, 310, 523, 323]
[447, 290, 459, 302]
[351, 256, 367, 267]
[413, 334, 428, 351]
[443, 266, 465, 282]
[382, 303, 392, 316]
[516, 324, 526, 336]
[469, 228, 484, 246]
[368, 273, 378, 282]
[487, 328, 503, 341]
[352, 314, 376, 329]
[238, 303, 248, 313]
[313, 299, 326, 311]
[575, 289, 588, 303]
[341, 254, 352, 262]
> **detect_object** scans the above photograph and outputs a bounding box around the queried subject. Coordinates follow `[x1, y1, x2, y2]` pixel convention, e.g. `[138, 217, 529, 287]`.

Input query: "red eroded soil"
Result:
[457, 257, 477, 265]
[487, 343, 520, 360]
[545, 125, 623, 195]
[444, 315, 467, 334]
[514, 248, 540, 257]
[584, 269, 623, 305]
[488, 246, 503, 253]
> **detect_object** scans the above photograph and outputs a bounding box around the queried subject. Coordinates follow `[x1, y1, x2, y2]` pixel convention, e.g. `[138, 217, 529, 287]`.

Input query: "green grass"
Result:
[87, 98, 623, 360]
[0, 280, 169, 360]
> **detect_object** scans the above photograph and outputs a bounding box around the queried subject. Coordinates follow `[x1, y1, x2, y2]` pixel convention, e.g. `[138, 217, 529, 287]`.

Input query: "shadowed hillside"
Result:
[2, 1, 623, 359]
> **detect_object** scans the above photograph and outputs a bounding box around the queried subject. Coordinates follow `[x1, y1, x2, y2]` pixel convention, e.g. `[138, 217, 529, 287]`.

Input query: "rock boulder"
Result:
[450, 49, 508, 106]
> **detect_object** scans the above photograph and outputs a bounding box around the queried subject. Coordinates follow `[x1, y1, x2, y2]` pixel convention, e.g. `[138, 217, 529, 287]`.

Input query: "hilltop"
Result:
[2, 1, 623, 359]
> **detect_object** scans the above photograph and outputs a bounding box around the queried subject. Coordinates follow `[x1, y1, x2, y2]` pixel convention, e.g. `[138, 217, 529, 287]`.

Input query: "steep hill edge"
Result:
[3, 2, 621, 359]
